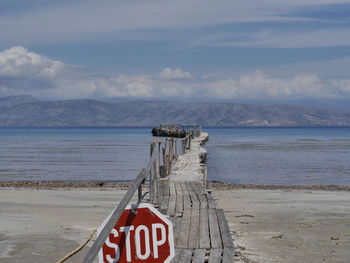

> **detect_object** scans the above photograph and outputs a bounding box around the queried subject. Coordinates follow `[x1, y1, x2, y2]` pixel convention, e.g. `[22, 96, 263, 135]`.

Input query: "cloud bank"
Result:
[1, 47, 350, 100]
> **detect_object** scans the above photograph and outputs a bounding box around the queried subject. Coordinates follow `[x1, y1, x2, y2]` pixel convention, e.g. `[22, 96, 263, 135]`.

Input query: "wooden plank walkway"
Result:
[155, 132, 235, 262]
[157, 180, 234, 262]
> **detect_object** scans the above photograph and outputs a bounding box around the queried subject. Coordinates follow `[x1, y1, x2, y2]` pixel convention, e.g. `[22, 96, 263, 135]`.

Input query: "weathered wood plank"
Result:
[198, 185, 208, 197]
[222, 247, 235, 263]
[181, 182, 191, 210]
[192, 249, 206, 263]
[158, 180, 164, 198]
[188, 182, 200, 209]
[207, 193, 216, 209]
[194, 186, 207, 209]
[175, 181, 184, 215]
[187, 183, 200, 249]
[171, 216, 182, 248]
[164, 180, 170, 196]
[176, 182, 192, 249]
[177, 210, 191, 248]
[178, 249, 193, 263]
[172, 249, 182, 263]
[199, 206, 211, 248]
[195, 182, 207, 197]
[208, 208, 222, 249]
[188, 206, 200, 248]
[168, 181, 176, 216]
[216, 209, 234, 248]
[208, 248, 222, 263]
[186, 182, 211, 249]
[160, 195, 170, 214]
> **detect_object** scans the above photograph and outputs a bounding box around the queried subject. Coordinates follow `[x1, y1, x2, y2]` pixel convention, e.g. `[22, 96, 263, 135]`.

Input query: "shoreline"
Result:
[1, 180, 350, 191]
[1, 183, 350, 262]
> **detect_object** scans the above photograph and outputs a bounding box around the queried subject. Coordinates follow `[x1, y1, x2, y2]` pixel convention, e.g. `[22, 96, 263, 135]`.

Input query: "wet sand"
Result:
[212, 187, 350, 263]
[1, 183, 350, 262]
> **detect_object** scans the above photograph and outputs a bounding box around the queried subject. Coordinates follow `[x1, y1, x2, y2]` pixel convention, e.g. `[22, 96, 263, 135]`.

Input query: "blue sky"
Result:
[1, 0, 350, 100]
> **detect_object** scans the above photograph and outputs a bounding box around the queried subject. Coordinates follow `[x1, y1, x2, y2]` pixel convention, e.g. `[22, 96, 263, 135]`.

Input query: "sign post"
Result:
[98, 203, 175, 263]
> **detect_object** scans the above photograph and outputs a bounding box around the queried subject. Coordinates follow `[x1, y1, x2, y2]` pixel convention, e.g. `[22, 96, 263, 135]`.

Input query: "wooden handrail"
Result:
[82, 149, 157, 263]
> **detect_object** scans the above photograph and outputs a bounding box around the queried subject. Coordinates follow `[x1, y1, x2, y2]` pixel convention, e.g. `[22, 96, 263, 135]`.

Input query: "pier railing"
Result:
[82, 125, 201, 263]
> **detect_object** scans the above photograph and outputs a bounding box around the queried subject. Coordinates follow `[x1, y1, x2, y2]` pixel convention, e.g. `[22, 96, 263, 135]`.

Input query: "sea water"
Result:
[206, 127, 350, 185]
[0, 128, 151, 182]
[0, 127, 349, 185]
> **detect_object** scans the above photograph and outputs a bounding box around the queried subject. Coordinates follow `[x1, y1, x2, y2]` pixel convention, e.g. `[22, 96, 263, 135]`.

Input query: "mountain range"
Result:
[1, 95, 350, 127]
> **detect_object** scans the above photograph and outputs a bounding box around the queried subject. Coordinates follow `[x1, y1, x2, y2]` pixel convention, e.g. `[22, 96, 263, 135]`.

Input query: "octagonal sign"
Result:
[98, 203, 174, 263]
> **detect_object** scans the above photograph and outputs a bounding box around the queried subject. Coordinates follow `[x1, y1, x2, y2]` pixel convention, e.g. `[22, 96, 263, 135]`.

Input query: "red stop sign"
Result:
[98, 203, 175, 263]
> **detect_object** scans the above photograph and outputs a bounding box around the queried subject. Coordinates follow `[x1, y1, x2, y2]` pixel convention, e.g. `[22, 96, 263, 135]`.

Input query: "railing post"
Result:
[171, 138, 175, 159]
[154, 157, 160, 204]
[150, 142, 155, 202]
[150, 143, 155, 158]
[158, 142, 161, 166]
[162, 144, 168, 175]
[175, 138, 178, 158]
[168, 138, 174, 173]
[151, 163, 155, 204]
[181, 139, 184, 155]
[138, 183, 142, 203]
[149, 170, 153, 202]
[153, 142, 159, 204]
[183, 137, 187, 154]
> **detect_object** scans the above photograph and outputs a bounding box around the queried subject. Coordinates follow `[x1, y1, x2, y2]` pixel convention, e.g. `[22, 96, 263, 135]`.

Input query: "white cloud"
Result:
[1, 46, 350, 100]
[0, 46, 65, 78]
[159, 68, 193, 80]
[330, 79, 350, 94]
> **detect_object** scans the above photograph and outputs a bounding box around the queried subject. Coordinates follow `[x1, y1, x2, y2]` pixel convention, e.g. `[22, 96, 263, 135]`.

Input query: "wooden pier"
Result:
[83, 126, 234, 263]
[158, 132, 234, 262]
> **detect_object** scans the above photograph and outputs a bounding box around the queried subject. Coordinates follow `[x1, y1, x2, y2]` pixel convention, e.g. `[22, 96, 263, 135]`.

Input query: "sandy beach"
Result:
[0, 185, 136, 263]
[212, 186, 350, 263]
[1, 183, 350, 262]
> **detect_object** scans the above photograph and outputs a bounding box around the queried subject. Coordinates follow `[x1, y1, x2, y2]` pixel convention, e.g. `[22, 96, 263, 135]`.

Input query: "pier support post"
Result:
[162, 145, 168, 175]
[175, 138, 178, 158]
[154, 159, 160, 204]
[203, 167, 207, 189]
[169, 138, 174, 173]
[150, 142, 157, 202]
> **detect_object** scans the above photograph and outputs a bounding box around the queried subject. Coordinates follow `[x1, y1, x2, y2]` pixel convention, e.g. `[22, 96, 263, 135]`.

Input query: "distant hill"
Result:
[0, 95, 38, 108]
[1, 96, 350, 127]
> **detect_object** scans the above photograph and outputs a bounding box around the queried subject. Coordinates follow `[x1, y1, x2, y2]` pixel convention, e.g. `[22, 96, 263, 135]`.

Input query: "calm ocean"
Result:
[0, 127, 349, 185]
